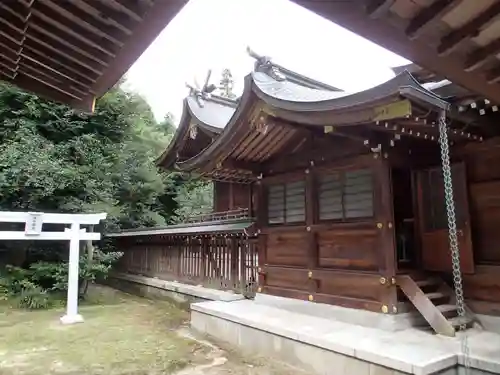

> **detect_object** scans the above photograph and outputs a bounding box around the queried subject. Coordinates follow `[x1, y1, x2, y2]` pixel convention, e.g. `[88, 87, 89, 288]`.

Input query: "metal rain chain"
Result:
[437, 109, 470, 371]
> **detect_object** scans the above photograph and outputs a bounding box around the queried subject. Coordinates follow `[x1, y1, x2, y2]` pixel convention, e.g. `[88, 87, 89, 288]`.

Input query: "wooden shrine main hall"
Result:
[109, 47, 500, 339]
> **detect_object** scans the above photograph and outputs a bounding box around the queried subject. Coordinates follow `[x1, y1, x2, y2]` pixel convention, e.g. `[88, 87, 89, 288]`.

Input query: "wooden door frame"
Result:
[413, 162, 475, 274]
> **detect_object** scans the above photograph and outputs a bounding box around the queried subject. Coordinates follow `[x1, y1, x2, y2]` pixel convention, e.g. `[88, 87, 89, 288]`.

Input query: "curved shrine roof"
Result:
[159, 48, 481, 182]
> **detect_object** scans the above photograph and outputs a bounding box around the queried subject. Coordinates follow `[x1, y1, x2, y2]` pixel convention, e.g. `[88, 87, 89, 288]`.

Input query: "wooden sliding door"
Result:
[415, 163, 474, 274]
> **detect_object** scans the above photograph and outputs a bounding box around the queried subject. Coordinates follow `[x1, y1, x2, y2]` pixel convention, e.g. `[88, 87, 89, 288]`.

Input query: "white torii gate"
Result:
[0, 211, 107, 324]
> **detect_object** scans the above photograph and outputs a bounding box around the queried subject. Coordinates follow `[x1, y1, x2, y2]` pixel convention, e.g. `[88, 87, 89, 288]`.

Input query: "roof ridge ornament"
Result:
[246, 46, 286, 82]
[186, 70, 217, 107]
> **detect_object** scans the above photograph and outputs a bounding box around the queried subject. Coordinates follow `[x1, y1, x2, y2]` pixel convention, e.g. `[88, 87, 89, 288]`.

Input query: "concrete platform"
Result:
[191, 298, 500, 375]
[254, 293, 423, 331]
[108, 272, 245, 304]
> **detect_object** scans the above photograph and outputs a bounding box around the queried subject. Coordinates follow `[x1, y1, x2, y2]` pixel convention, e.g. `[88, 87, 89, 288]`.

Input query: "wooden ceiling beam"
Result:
[29, 21, 110, 66]
[69, 0, 136, 35]
[0, 62, 17, 77]
[0, 45, 20, 65]
[25, 31, 104, 75]
[464, 39, 500, 72]
[0, 2, 30, 22]
[485, 65, 500, 84]
[0, 19, 25, 46]
[82, 0, 188, 98]
[0, 35, 22, 57]
[222, 158, 260, 173]
[10, 73, 95, 111]
[30, 6, 117, 57]
[19, 58, 90, 96]
[0, 55, 18, 72]
[438, 2, 500, 56]
[21, 45, 97, 87]
[18, 65, 83, 100]
[40, 0, 125, 46]
[0, 8, 29, 35]
[366, 0, 395, 19]
[98, 0, 145, 22]
[406, 0, 460, 40]
[0, 67, 16, 80]
[15, 71, 80, 101]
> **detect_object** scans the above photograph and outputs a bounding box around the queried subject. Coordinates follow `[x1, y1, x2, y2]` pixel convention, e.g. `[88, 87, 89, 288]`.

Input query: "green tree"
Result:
[0, 81, 177, 231]
[219, 68, 236, 99]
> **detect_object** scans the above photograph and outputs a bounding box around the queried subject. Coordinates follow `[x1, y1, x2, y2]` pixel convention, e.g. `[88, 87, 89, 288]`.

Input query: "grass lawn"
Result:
[0, 286, 306, 375]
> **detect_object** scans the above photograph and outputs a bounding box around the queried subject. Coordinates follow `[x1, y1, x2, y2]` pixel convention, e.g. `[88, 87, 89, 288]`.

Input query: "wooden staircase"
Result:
[396, 274, 476, 337]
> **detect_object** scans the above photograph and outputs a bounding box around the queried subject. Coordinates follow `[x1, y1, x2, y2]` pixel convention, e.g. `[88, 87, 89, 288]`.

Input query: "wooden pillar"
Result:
[229, 237, 239, 290]
[305, 165, 319, 298]
[374, 155, 398, 314]
[256, 179, 267, 292]
[229, 182, 234, 210]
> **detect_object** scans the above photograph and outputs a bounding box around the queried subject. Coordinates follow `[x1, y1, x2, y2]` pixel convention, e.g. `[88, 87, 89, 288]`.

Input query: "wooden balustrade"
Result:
[115, 234, 259, 297]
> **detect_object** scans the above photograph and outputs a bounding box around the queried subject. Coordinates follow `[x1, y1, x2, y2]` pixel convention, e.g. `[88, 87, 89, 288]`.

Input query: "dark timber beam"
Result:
[486, 65, 500, 84]
[406, 0, 460, 40]
[30, 5, 117, 57]
[90, 0, 187, 97]
[366, 0, 395, 19]
[465, 39, 500, 72]
[41, 0, 126, 45]
[221, 158, 260, 173]
[438, 2, 500, 56]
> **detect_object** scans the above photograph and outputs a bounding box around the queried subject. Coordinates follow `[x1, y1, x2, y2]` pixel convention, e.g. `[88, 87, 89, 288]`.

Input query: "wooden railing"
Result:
[115, 234, 258, 297]
[186, 208, 250, 223]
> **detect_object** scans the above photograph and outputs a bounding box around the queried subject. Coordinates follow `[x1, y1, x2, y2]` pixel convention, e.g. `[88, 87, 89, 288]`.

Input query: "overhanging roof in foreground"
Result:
[290, 0, 500, 104]
[0, 0, 187, 111]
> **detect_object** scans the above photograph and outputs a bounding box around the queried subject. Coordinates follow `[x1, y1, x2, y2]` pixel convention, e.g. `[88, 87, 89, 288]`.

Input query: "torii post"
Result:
[0, 211, 107, 324]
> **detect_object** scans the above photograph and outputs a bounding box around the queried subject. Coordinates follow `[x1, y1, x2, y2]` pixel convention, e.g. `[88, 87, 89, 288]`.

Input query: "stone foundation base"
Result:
[191, 299, 499, 375]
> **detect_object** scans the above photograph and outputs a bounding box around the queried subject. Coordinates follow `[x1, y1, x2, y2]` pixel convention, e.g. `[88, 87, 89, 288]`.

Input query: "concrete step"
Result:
[448, 315, 473, 328]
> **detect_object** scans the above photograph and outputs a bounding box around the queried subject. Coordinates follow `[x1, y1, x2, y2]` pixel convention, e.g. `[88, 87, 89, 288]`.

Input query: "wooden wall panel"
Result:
[233, 183, 251, 210]
[463, 266, 500, 309]
[260, 265, 384, 312]
[266, 231, 308, 267]
[469, 181, 500, 264]
[462, 146, 500, 183]
[317, 226, 378, 270]
[460, 141, 500, 265]
[214, 182, 230, 212]
[316, 270, 381, 302]
[265, 266, 309, 292]
[213, 182, 251, 212]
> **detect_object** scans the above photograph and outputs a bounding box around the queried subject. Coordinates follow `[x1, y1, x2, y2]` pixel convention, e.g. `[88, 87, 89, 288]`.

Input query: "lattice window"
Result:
[319, 169, 374, 221]
[267, 180, 306, 224]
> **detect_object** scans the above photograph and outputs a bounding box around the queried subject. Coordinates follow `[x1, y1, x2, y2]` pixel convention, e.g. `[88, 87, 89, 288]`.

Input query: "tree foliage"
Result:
[0, 79, 214, 308]
[0, 81, 179, 230]
[218, 68, 236, 99]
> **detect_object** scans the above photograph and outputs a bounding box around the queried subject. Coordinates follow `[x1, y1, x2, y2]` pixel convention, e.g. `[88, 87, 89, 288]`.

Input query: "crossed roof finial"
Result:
[246, 46, 286, 81]
[185, 69, 217, 107]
